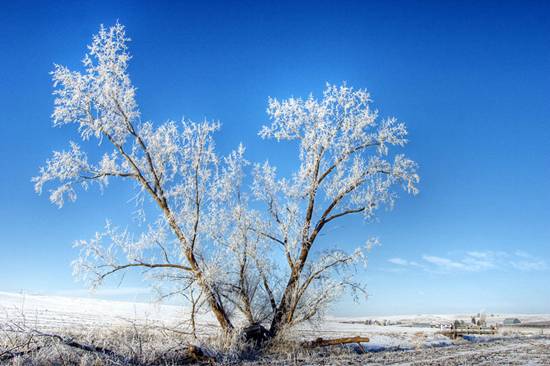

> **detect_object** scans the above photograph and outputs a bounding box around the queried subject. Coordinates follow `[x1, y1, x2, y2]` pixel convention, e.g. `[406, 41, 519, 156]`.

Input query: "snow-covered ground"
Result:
[2, 291, 548, 342]
[1, 291, 549, 364]
[0, 291, 188, 330]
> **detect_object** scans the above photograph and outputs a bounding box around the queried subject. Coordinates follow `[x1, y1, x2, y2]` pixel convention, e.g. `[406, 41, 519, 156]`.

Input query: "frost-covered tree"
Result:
[34, 23, 419, 339]
[33, 23, 241, 331]
[254, 84, 419, 334]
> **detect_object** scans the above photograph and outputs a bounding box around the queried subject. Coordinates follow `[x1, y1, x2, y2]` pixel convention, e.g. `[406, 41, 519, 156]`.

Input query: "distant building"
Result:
[503, 318, 521, 325]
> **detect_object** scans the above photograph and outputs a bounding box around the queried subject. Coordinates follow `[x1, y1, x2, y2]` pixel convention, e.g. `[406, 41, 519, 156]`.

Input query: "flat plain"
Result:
[1, 291, 549, 365]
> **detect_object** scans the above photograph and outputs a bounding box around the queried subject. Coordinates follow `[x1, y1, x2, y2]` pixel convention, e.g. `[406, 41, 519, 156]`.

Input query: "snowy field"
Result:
[0, 291, 195, 330]
[1, 291, 550, 365]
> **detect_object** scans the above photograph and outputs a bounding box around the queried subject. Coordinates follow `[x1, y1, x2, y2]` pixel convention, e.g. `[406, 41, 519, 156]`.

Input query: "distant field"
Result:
[0, 291, 192, 330]
[1, 291, 549, 365]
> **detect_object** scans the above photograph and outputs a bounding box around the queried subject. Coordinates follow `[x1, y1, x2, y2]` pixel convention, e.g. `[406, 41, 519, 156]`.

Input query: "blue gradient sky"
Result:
[1, 0, 549, 315]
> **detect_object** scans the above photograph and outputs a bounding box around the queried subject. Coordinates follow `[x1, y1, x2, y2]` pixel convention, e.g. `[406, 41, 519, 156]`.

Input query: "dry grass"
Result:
[2, 322, 550, 365]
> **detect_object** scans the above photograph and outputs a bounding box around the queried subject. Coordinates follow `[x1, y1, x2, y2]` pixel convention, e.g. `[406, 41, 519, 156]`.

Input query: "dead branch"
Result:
[302, 336, 370, 349]
[2, 325, 137, 365]
[44, 332, 136, 364]
[152, 345, 215, 365]
[0, 346, 43, 362]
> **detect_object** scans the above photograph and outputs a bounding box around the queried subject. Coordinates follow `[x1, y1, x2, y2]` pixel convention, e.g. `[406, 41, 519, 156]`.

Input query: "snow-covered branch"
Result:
[35, 23, 419, 337]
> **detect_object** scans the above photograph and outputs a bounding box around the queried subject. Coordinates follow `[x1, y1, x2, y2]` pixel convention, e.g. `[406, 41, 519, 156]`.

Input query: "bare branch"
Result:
[97, 262, 192, 282]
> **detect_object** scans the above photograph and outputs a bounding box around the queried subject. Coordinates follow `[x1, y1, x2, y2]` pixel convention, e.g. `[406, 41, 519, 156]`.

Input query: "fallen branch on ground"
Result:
[169, 345, 215, 364]
[302, 336, 370, 349]
[2, 323, 136, 365]
[0, 346, 43, 362]
[2, 320, 215, 365]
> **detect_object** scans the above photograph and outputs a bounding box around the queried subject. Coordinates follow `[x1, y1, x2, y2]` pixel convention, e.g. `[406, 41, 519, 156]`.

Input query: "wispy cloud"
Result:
[422, 255, 468, 270]
[388, 257, 423, 268]
[388, 257, 409, 266]
[387, 250, 547, 273]
[510, 251, 548, 271]
[510, 260, 548, 271]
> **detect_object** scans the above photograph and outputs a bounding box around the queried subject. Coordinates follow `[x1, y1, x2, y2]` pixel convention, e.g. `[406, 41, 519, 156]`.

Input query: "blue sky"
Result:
[0, 0, 549, 315]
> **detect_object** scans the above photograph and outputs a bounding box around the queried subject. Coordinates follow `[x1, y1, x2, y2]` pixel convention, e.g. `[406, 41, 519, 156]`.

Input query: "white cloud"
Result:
[461, 256, 497, 271]
[388, 257, 423, 268]
[510, 260, 548, 271]
[388, 257, 409, 266]
[422, 255, 467, 270]
[387, 250, 547, 273]
[466, 251, 493, 259]
[510, 251, 548, 271]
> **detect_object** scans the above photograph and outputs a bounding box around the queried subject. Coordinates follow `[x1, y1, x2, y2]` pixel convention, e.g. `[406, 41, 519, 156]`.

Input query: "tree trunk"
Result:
[184, 248, 233, 332]
[269, 269, 300, 336]
[269, 240, 313, 336]
[164, 179, 234, 330]
[204, 292, 231, 331]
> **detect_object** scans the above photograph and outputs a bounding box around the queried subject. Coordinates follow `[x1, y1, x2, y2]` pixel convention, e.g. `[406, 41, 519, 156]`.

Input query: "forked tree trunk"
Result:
[269, 268, 301, 336]
[269, 238, 314, 336]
